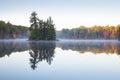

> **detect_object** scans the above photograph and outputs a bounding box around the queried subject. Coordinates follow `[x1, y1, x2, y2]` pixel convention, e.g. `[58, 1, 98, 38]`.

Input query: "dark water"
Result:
[0, 40, 120, 80]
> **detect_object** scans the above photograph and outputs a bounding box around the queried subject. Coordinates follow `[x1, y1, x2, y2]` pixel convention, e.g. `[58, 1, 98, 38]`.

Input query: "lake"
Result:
[0, 39, 120, 80]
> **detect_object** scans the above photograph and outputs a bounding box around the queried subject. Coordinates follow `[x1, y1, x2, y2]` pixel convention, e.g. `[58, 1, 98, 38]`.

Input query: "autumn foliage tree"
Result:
[57, 25, 120, 40]
[117, 25, 120, 40]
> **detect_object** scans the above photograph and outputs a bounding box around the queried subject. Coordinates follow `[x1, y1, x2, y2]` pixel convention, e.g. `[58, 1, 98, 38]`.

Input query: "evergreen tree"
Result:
[29, 12, 56, 40]
[29, 11, 39, 40]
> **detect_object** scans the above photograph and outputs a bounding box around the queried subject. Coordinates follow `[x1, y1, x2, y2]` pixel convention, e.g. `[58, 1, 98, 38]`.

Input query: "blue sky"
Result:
[0, 0, 120, 30]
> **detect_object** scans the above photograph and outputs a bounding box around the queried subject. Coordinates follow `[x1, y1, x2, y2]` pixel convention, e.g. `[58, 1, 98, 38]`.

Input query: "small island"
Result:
[29, 12, 56, 40]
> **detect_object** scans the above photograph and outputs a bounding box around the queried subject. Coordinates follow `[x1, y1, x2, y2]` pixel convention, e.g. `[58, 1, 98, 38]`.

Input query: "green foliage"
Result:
[29, 12, 56, 40]
[0, 21, 28, 39]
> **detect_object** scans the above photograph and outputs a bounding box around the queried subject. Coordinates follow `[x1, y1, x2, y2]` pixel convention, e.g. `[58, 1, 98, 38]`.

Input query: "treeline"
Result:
[0, 21, 28, 39]
[57, 25, 120, 39]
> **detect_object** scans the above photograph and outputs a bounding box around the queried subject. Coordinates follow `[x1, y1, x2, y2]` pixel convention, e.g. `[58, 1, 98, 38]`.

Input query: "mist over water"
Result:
[0, 39, 120, 80]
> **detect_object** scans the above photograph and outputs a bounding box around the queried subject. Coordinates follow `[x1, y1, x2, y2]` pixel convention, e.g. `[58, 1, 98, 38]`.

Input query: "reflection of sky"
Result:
[0, 48, 120, 80]
[0, 0, 120, 30]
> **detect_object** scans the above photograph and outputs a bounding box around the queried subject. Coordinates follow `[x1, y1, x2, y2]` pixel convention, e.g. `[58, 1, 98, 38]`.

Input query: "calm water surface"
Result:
[0, 40, 120, 80]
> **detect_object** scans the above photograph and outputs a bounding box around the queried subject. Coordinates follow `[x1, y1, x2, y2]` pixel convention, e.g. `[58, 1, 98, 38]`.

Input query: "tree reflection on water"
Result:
[57, 41, 120, 55]
[0, 40, 29, 57]
[29, 41, 56, 70]
[0, 40, 120, 70]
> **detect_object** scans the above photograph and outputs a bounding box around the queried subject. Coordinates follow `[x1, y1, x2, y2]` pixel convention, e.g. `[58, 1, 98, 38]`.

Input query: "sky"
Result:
[0, 0, 120, 30]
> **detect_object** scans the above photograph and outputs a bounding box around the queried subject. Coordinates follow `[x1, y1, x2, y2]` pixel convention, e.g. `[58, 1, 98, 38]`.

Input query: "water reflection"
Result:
[57, 41, 120, 55]
[29, 41, 56, 70]
[0, 40, 29, 57]
[0, 40, 120, 70]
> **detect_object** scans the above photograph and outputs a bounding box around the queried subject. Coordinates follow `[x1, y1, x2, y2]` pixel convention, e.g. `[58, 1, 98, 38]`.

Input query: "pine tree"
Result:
[29, 12, 56, 40]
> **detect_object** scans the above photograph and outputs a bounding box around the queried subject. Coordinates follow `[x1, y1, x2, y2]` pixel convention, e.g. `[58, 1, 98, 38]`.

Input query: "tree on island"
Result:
[29, 11, 56, 40]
